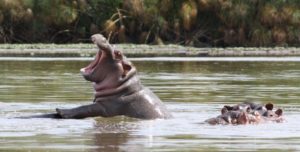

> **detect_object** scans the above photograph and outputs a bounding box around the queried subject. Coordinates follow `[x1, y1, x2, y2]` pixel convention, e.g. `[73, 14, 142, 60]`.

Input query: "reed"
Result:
[249, 24, 272, 47]
[272, 26, 287, 45]
[181, 0, 198, 31]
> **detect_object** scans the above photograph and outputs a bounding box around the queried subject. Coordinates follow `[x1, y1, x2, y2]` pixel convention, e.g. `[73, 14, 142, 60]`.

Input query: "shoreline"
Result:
[0, 44, 299, 57]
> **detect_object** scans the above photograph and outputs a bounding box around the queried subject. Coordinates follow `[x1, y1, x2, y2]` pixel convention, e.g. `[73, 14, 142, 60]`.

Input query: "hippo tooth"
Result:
[80, 68, 86, 73]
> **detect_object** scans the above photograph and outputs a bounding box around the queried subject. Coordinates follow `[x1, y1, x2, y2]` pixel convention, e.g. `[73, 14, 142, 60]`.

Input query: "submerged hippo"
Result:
[205, 102, 283, 125]
[223, 102, 283, 119]
[23, 34, 172, 119]
[205, 108, 261, 125]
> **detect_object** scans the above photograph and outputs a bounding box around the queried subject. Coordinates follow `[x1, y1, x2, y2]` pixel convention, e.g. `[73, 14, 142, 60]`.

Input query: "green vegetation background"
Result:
[0, 0, 299, 47]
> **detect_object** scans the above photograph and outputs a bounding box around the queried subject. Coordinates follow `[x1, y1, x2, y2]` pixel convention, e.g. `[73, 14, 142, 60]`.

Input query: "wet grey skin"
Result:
[205, 110, 249, 125]
[223, 102, 283, 118]
[206, 102, 284, 125]
[21, 34, 172, 119]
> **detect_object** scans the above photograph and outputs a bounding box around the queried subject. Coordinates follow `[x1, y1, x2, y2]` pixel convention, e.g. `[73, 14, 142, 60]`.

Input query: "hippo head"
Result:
[259, 103, 284, 122]
[263, 108, 283, 117]
[231, 111, 248, 124]
[221, 111, 249, 125]
[247, 111, 262, 124]
[262, 103, 283, 117]
[222, 104, 251, 114]
[80, 34, 135, 95]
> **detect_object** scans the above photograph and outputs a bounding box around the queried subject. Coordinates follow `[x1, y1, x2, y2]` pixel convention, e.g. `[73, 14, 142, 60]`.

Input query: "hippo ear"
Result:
[221, 107, 228, 115]
[275, 109, 283, 116]
[265, 103, 274, 110]
[224, 105, 234, 111]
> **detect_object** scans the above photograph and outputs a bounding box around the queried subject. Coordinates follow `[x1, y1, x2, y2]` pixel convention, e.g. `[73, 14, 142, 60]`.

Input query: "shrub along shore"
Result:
[0, 0, 299, 47]
[0, 44, 299, 57]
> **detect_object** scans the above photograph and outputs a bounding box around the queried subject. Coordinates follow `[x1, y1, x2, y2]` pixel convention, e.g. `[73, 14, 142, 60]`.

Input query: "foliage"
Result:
[0, 0, 299, 47]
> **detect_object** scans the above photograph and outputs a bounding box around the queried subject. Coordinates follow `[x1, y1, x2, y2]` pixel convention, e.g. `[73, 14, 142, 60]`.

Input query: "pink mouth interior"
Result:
[81, 51, 102, 74]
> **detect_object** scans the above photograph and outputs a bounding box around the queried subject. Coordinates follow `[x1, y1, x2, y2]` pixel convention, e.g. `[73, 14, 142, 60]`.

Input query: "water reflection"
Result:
[92, 133, 130, 152]
[91, 117, 143, 152]
[0, 58, 300, 151]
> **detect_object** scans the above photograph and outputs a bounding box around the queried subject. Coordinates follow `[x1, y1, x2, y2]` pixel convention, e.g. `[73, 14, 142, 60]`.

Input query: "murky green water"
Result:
[0, 57, 300, 152]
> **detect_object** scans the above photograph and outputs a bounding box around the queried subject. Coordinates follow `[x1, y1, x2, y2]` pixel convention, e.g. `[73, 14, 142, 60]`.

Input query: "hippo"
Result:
[223, 102, 283, 119]
[17, 34, 172, 120]
[205, 108, 261, 125]
[55, 34, 172, 119]
[205, 102, 284, 125]
[205, 110, 249, 125]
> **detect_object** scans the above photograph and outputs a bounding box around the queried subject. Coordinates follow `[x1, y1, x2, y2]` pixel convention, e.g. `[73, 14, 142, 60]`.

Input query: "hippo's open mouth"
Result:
[80, 51, 103, 75]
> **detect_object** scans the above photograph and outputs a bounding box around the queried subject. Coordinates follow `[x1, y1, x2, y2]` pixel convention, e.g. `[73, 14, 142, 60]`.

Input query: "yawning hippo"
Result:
[53, 34, 172, 119]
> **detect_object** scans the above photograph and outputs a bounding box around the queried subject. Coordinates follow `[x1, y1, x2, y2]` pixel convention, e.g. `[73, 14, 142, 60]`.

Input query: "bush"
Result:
[0, 0, 299, 47]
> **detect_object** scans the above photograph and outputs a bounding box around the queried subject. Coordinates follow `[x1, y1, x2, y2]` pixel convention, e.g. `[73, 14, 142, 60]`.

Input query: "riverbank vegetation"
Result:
[0, 0, 299, 47]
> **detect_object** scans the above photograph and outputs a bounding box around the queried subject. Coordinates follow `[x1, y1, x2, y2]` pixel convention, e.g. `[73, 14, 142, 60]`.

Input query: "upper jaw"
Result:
[91, 34, 114, 57]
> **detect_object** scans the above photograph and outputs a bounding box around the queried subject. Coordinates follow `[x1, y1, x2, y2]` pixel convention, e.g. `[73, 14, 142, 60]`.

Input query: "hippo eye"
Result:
[270, 114, 273, 117]
[246, 107, 251, 113]
[114, 50, 124, 61]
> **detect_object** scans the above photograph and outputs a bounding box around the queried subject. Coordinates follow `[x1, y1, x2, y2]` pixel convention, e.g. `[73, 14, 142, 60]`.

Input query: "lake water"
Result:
[0, 57, 300, 151]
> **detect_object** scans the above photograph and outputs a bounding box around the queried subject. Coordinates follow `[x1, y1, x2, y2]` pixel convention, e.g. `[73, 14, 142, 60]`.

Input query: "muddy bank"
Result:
[0, 44, 299, 57]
